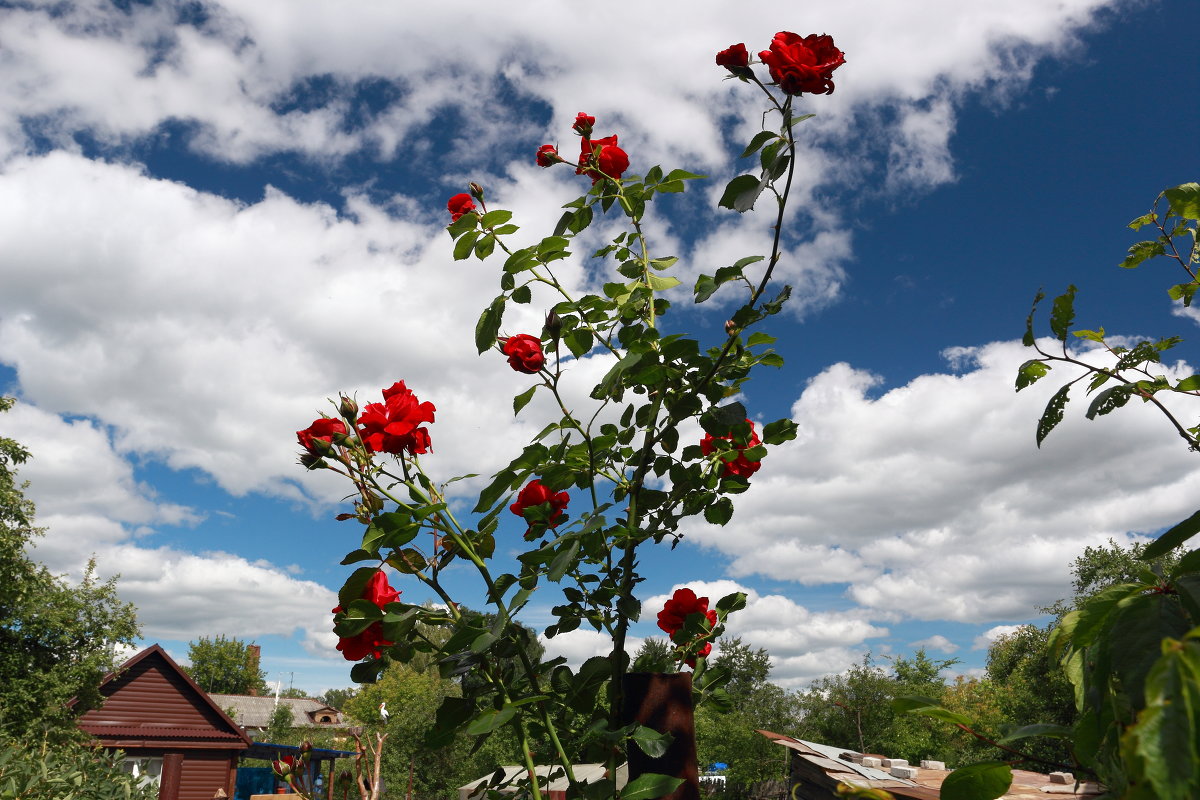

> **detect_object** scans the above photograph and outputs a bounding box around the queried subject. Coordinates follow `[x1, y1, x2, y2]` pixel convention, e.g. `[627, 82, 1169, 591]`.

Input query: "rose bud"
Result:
[543, 310, 562, 342]
[725, 320, 739, 336]
[572, 112, 595, 136]
[468, 182, 485, 202]
[300, 453, 327, 470]
[338, 396, 358, 420]
[536, 144, 563, 167]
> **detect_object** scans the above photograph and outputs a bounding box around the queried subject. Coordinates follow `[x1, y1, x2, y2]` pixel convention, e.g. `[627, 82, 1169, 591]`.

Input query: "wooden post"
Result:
[621, 673, 699, 800]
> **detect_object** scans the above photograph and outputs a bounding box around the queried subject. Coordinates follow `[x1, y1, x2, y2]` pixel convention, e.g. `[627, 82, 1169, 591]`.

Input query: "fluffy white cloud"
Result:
[688, 339, 1200, 623]
[911, 634, 959, 654]
[973, 624, 1025, 651]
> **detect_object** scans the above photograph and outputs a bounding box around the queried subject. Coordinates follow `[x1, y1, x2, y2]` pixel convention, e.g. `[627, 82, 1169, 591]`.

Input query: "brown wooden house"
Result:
[74, 644, 252, 800]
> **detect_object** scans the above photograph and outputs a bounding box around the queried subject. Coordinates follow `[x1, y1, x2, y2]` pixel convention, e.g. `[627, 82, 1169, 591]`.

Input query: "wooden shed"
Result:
[74, 644, 252, 800]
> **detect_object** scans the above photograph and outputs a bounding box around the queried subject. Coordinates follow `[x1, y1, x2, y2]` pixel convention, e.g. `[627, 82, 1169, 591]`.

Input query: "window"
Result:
[121, 756, 163, 789]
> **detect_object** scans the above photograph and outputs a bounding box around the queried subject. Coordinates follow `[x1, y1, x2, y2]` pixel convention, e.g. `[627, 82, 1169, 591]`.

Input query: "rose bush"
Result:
[302, 31, 845, 800]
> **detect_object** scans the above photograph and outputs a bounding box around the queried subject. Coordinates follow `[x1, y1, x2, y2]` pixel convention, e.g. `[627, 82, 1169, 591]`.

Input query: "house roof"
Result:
[758, 730, 1103, 799]
[208, 694, 344, 729]
[74, 644, 251, 750]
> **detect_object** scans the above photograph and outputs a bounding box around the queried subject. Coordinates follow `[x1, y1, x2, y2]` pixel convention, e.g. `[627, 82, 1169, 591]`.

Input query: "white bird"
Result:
[379, 701, 389, 723]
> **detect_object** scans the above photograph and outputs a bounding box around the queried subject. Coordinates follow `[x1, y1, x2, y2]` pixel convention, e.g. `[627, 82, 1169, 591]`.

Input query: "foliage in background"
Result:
[0, 397, 140, 745]
[901, 183, 1200, 800]
[0, 736, 156, 800]
[184, 634, 268, 695]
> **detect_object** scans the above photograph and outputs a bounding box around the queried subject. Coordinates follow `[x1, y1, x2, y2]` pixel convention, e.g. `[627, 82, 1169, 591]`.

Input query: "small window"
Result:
[121, 756, 163, 788]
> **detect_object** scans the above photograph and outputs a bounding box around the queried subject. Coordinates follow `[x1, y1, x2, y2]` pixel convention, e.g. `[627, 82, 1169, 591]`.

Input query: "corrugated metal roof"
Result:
[208, 694, 344, 729]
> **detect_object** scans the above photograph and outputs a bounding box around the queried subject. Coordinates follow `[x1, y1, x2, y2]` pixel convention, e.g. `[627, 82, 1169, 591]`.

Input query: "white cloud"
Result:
[910, 634, 958, 654]
[973, 624, 1025, 651]
[687, 340, 1200, 622]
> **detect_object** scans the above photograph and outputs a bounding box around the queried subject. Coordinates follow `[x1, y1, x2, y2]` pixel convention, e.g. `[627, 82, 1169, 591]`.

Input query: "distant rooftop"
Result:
[208, 694, 344, 729]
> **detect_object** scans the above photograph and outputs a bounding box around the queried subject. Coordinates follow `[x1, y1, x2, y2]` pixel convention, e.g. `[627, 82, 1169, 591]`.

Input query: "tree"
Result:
[184, 635, 268, 695]
[264, 703, 294, 743]
[319, 687, 358, 710]
[0, 397, 141, 742]
[695, 639, 803, 784]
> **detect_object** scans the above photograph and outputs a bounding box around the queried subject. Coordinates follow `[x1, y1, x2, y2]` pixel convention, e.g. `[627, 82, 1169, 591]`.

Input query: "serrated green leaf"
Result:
[647, 274, 681, 291]
[1165, 183, 1200, 220]
[465, 705, 516, 736]
[453, 230, 479, 260]
[1049, 285, 1077, 341]
[718, 174, 766, 213]
[621, 773, 685, 800]
[1168, 282, 1200, 307]
[513, 385, 537, 416]
[1121, 240, 1165, 269]
[704, 497, 733, 525]
[1132, 639, 1200, 800]
[762, 418, 798, 445]
[1023, 289, 1045, 347]
[996, 723, 1072, 743]
[940, 762, 1012, 800]
[1128, 212, 1158, 230]
[481, 209, 513, 227]
[893, 695, 973, 726]
[511, 285, 531, 304]
[475, 297, 505, 354]
[474, 234, 495, 259]
[1143, 509, 1200, 560]
[564, 328, 593, 358]
[1036, 385, 1071, 447]
[630, 726, 674, 758]
[1015, 359, 1050, 391]
[739, 131, 777, 158]
[1085, 384, 1134, 420]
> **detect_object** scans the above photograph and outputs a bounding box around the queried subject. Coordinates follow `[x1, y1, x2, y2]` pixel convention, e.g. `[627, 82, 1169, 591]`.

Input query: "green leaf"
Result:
[1023, 289, 1045, 347]
[511, 285, 531, 304]
[630, 726, 674, 758]
[740, 131, 777, 158]
[1128, 212, 1158, 230]
[337, 566, 381, 609]
[1036, 385, 1071, 447]
[1108, 593, 1192, 709]
[1131, 639, 1200, 799]
[564, 328, 593, 358]
[513, 385, 537, 416]
[647, 274, 681, 291]
[1165, 183, 1200, 220]
[454, 230, 480, 260]
[762, 419, 798, 445]
[481, 209, 513, 227]
[548, 541, 580, 582]
[426, 697, 475, 747]
[1049, 285, 1076, 341]
[1085, 384, 1134, 420]
[475, 297, 505, 354]
[700, 402, 748, 436]
[892, 695, 973, 726]
[996, 723, 1072, 743]
[715, 592, 747, 614]
[1143, 508, 1200, 560]
[704, 497, 733, 525]
[1121, 240, 1165, 269]
[1169, 282, 1200, 307]
[940, 762, 1012, 800]
[718, 174, 766, 213]
[620, 773, 684, 800]
[1015, 359, 1049, 391]
[474, 234, 495, 259]
[1176, 375, 1200, 392]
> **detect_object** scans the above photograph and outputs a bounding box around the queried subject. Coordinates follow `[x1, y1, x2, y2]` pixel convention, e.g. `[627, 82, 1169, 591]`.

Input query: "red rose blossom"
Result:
[536, 144, 561, 167]
[715, 43, 749, 70]
[332, 570, 401, 661]
[509, 479, 569, 531]
[447, 193, 476, 222]
[577, 135, 629, 184]
[357, 381, 435, 456]
[501, 334, 545, 374]
[656, 588, 717, 636]
[700, 419, 762, 478]
[572, 113, 595, 136]
[758, 32, 845, 96]
[296, 417, 346, 456]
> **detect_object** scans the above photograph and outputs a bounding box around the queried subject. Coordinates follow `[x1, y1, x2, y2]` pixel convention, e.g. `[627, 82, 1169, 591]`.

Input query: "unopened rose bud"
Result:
[335, 512, 356, 521]
[572, 112, 595, 137]
[338, 396, 358, 420]
[300, 453, 327, 470]
[469, 182, 485, 202]
[543, 310, 562, 342]
[725, 320, 739, 337]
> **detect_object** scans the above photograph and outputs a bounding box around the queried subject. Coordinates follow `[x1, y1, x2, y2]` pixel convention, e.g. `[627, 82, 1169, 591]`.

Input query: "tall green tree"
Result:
[184, 635, 268, 695]
[0, 397, 141, 742]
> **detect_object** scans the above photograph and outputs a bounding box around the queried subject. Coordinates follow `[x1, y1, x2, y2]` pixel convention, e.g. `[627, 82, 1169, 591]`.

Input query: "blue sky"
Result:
[1, 0, 1198, 695]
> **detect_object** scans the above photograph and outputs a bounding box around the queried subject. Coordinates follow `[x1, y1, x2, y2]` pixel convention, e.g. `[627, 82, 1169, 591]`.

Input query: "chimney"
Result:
[247, 645, 262, 696]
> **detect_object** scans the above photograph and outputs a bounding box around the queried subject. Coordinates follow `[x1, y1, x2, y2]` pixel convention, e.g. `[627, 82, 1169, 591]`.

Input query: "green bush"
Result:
[0, 736, 156, 800]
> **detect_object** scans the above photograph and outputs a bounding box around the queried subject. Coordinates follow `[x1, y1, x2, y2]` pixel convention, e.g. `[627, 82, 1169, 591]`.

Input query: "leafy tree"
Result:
[280, 687, 312, 699]
[264, 702, 294, 743]
[0, 735, 156, 800]
[184, 634, 268, 695]
[319, 687, 357, 710]
[631, 636, 674, 672]
[695, 639, 802, 783]
[984, 623, 1074, 764]
[0, 397, 140, 742]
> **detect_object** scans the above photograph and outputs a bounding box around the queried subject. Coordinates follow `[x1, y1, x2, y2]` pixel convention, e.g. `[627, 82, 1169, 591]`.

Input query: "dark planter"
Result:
[621, 672, 700, 800]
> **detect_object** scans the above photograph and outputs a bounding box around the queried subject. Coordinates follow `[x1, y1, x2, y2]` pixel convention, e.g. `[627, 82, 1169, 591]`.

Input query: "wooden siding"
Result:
[82, 655, 232, 732]
[178, 751, 235, 800]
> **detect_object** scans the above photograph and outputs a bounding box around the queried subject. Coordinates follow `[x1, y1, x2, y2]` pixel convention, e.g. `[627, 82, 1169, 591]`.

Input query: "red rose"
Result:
[296, 417, 346, 456]
[758, 32, 845, 96]
[332, 570, 400, 662]
[536, 144, 562, 167]
[572, 113, 595, 136]
[701, 419, 762, 478]
[509, 479, 569, 528]
[447, 193, 476, 222]
[501, 334, 545, 374]
[656, 588, 717, 636]
[715, 43, 749, 70]
[272, 755, 296, 777]
[577, 135, 630, 184]
[358, 381, 435, 456]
